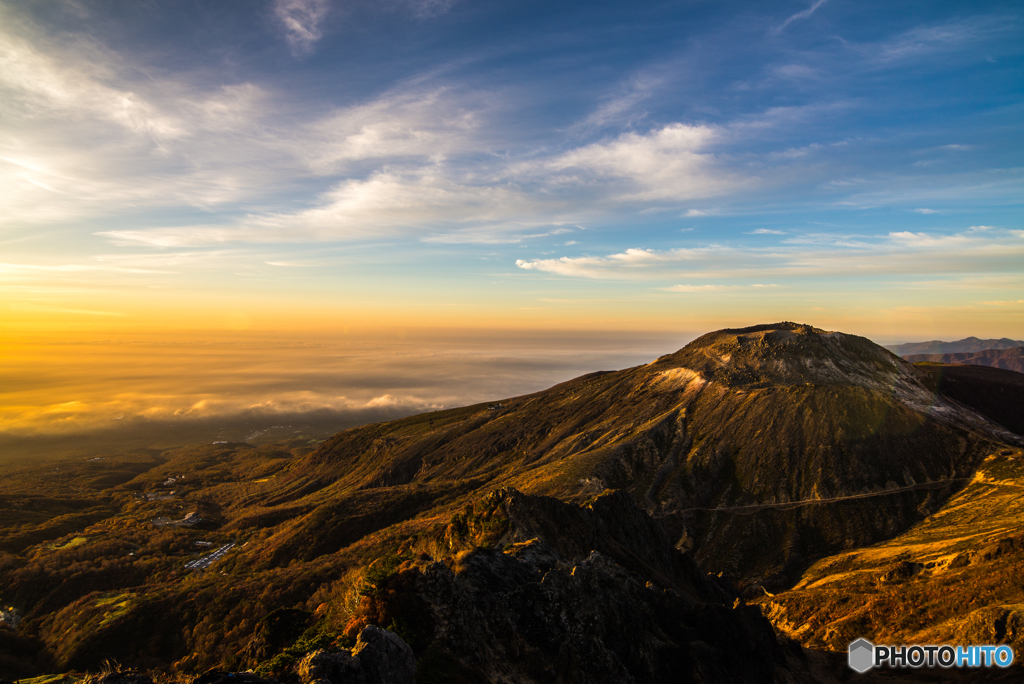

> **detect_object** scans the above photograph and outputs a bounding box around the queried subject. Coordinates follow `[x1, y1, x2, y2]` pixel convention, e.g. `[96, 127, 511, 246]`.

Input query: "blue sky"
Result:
[2, 0, 1023, 339]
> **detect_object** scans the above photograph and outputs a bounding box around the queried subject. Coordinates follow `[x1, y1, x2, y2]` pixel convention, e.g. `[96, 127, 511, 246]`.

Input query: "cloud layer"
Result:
[516, 227, 1024, 281]
[1, 0, 1021, 344]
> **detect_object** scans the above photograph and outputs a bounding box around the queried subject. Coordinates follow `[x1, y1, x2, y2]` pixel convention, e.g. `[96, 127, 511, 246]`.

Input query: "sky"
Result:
[1, 0, 1023, 434]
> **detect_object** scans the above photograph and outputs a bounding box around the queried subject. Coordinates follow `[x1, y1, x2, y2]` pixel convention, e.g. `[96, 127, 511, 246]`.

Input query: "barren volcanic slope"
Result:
[269, 323, 1016, 589]
[1, 323, 1020, 681]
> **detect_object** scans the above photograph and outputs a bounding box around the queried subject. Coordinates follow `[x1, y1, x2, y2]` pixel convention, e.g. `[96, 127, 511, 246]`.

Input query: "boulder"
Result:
[296, 628, 414, 684]
[297, 649, 365, 684]
[352, 626, 416, 684]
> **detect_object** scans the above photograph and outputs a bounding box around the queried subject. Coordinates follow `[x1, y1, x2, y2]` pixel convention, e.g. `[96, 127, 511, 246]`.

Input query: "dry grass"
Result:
[757, 448, 1024, 651]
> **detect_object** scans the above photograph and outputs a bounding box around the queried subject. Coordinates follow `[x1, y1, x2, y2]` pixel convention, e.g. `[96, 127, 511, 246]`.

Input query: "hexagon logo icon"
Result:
[848, 638, 874, 673]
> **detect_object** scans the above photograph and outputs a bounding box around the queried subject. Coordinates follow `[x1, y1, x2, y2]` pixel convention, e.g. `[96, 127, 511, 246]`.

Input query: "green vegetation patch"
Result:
[51, 535, 89, 550]
[95, 591, 135, 627]
[253, 613, 341, 677]
[20, 675, 87, 684]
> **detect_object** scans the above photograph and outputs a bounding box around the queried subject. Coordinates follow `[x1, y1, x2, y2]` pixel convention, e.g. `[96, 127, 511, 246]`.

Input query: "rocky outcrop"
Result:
[297, 626, 415, 684]
[405, 489, 787, 683]
[83, 673, 155, 684]
[192, 672, 276, 684]
[299, 649, 365, 684]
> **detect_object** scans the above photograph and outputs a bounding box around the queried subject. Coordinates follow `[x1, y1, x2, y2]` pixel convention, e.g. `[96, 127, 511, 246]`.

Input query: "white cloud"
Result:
[548, 123, 754, 202]
[913, 208, 939, 214]
[0, 13, 298, 227]
[516, 246, 734, 280]
[771, 64, 819, 80]
[275, 0, 331, 55]
[516, 227, 1024, 281]
[5, 3, 1016, 256]
[100, 169, 575, 246]
[302, 87, 480, 173]
[774, 0, 829, 35]
[747, 228, 785, 235]
[0, 7, 506, 237]
[570, 72, 661, 133]
[862, 17, 1013, 66]
[0, 261, 165, 275]
[665, 284, 780, 292]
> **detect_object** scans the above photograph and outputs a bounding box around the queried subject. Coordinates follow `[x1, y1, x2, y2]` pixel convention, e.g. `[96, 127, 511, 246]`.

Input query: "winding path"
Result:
[678, 478, 972, 516]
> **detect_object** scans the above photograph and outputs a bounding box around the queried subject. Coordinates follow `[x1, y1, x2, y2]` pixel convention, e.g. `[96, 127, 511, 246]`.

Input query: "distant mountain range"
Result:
[905, 346, 1024, 374]
[887, 336, 1024, 356]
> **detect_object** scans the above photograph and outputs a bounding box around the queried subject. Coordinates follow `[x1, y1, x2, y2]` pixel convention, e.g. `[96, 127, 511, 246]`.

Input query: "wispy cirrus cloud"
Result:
[275, 0, 331, 55]
[0, 11, 296, 226]
[99, 169, 576, 247]
[861, 16, 1018, 66]
[3, 0, 1020, 260]
[0, 262, 166, 275]
[300, 86, 481, 173]
[665, 283, 779, 292]
[96, 115, 764, 247]
[773, 0, 829, 35]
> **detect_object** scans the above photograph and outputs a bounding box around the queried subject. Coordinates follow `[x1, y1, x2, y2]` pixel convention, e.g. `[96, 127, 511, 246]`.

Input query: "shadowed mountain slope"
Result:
[906, 346, 1024, 374]
[380, 488, 787, 684]
[759, 445, 1024, 666]
[915, 363, 1024, 437]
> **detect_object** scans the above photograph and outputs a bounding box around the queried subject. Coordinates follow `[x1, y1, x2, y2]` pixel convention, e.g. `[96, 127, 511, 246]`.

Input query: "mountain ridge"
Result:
[2, 321, 1021, 681]
[905, 346, 1024, 374]
[888, 336, 1024, 356]
[265, 322, 1017, 589]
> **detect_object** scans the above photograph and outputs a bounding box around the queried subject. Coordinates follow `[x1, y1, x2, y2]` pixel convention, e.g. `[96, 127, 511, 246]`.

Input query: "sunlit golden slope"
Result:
[759, 446, 1024, 655]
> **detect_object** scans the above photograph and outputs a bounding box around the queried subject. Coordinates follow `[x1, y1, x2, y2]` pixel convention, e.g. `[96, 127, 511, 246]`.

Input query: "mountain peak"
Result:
[654, 321, 903, 389]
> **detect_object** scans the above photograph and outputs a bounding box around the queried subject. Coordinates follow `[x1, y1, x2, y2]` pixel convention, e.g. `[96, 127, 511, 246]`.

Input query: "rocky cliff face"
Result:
[386, 488, 786, 684]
